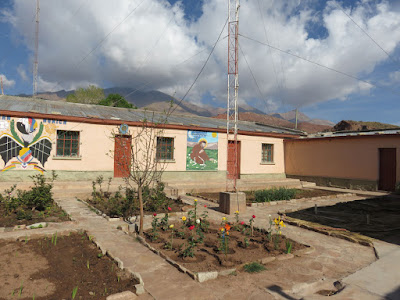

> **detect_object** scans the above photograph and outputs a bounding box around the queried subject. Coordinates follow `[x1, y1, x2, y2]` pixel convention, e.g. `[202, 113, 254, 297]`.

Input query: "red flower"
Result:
[252, 215, 256, 219]
[167, 207, 172, 211]
[240, 221, 245, 225]
[153, 213, 157, 217]
[189, 225, 195, 231]
[204, 205, 207, 208]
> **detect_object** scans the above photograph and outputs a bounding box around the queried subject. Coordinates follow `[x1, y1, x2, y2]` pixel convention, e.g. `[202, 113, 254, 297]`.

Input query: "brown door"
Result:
[114, 135, 132, 178]
[379, 148, 396, 191]
[227, 140, 241, 179]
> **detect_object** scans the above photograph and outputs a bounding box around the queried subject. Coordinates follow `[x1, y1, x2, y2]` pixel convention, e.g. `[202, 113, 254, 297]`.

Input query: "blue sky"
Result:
[1, 0, 400, 125]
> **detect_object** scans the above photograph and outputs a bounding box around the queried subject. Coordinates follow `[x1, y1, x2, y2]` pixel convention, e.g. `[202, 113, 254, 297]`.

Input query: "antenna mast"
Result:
[33, 0, 40, 97]
[226, 0, 240, 192]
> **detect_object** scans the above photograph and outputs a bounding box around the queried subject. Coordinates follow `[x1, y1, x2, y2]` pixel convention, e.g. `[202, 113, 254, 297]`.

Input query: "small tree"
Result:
[113, 103, 173, 235]
[99, 93, 136, 108]
[66, 85, 105, 104]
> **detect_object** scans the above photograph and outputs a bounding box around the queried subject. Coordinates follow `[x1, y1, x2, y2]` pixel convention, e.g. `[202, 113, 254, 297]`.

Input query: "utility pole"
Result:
[227, 0, 240, 192]
[33, 0, 40, 97]
[0, 77, 4, 95]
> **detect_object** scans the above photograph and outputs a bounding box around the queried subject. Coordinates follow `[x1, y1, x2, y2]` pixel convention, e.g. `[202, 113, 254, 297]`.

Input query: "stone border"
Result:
[136, 231, 310, 283]
[249, 193, 355, 207]
[281, 215, 374, 247]
[0, 221, 79, 233]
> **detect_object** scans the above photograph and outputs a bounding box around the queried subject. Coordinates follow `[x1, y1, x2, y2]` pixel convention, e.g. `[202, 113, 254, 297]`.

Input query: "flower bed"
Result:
[138, 200, 307, 282]
[0, 174, 69, 227]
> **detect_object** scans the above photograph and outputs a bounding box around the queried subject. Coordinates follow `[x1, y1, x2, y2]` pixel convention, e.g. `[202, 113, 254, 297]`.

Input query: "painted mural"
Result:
[0, 117, 54, 173]
[186, 130, 218, 171]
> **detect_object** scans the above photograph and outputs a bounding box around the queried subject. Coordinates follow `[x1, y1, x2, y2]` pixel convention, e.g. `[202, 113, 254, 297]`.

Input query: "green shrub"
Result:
[18, 173, 57, 211]
[243, 262, 266, 273]
[254, 187, 297, 203]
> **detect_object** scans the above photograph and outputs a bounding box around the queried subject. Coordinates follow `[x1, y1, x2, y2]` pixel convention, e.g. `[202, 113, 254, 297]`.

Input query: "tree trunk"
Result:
[138, 185, 144, 235]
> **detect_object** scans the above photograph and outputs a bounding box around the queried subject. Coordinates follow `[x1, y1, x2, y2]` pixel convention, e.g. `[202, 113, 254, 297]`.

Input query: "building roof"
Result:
[0, 95, 303, 138]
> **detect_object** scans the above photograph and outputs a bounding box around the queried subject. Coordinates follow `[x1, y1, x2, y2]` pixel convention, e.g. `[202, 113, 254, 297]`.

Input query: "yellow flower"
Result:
[235, 210, 239, 214]
[220, 227, 225, 232]
[182, 216, 187, 221]
[194, 199, 198, 202]
[222, 217, 226, 221]
[169, 224, 174, 229]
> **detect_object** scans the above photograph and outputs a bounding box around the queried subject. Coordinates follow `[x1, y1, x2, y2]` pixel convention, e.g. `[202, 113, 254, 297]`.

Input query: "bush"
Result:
[18, 172, 57, 211]
[243, 262, 266, 273]
[89, 177, 170, 219]
[254, 187, 297, 203]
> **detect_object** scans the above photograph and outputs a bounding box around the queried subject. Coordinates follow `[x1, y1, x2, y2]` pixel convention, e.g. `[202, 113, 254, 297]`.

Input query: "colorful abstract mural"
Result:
[0, 117, 53, 173]
[186, 130, 218, 171]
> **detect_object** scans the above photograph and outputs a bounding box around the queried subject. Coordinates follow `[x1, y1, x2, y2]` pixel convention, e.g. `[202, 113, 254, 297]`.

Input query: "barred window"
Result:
[56, 130, 80, 157]
[261, 143, 273, 163]
[156, 137, 174, 160]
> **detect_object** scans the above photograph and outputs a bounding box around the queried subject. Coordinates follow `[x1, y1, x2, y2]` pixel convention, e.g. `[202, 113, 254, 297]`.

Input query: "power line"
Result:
[256, 0, 285, 111]
[239, 33, 400, 95]
[335, 3, 400, 66]
[76, 0, 148, 67]
[238, 42, 271, 114]
[169, 17, 229, 115]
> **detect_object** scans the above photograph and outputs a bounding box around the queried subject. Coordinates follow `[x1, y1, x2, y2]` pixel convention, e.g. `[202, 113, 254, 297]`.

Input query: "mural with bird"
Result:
[0, 118, 52, 173]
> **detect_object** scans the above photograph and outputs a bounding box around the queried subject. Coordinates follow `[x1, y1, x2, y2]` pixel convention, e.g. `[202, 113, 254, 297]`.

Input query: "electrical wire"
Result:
[168, 16, 229, 115]
[238, 42, 271, 114]
[76, 0, 148, 67]
[335, 3, 400, 66]
[239, 33, 400, 95]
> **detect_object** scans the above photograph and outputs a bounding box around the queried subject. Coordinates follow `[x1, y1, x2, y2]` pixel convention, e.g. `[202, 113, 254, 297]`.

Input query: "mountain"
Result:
[214, 112, 332, 133]
[272, 110, 334, 126]
[333, 120, 399, 132]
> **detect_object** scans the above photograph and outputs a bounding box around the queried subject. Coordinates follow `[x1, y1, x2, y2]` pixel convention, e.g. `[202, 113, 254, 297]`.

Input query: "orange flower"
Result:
[224, 223, 231, 231]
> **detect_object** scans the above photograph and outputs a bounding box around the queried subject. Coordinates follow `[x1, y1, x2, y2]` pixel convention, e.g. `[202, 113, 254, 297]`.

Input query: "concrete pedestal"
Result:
[219, 192, 246, 215]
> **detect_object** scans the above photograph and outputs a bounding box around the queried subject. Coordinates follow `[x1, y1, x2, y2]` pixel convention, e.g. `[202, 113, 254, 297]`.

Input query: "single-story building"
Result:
[0, 95, 302, 183]
[285, 130, 400, 191]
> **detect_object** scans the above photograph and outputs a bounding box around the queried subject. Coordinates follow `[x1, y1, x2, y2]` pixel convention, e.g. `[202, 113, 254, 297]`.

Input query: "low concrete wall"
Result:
[287, 174, 378, 191]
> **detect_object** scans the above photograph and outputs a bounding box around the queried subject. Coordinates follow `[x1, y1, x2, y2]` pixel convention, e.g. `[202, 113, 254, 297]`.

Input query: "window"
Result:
[56, 130, 80, 157]
[261, 143, 273, 163]
[156, 137, 174, 160]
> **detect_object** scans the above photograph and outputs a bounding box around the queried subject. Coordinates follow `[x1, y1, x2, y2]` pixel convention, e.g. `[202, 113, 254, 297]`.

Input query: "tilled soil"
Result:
[144, 223, 306, 272]
[0, 203, 69, 227]
[287, 195, 400, 245]
[0, 232, 138, 300]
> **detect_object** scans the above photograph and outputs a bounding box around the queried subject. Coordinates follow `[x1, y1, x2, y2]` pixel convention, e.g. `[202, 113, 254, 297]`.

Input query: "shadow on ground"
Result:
[286, 194, 400, 245]
[385, 285, 400, 300]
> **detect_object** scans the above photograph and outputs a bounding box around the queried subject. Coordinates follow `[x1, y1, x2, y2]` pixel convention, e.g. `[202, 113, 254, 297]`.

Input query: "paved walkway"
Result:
[48, 193, 384, 299]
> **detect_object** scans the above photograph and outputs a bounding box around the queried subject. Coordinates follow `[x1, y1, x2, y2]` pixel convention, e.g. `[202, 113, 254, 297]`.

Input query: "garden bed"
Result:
[0, 232, 139, 300]
[193, 188, 344, 204]
[0, 203, 69, 227]
[139, 214, 307, 282]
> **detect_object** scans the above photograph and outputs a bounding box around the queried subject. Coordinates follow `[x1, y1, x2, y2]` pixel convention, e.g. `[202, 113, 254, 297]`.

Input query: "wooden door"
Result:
[379, 148, 396, 191]
[114, 135, 132, 178]
[227, 140, 241, 179]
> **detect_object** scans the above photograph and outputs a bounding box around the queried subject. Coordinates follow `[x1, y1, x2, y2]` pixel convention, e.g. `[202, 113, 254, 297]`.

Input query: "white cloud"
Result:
[17, 64, 28, 81]
[0, 74, 16, 88]
[3, 0, 400, 110]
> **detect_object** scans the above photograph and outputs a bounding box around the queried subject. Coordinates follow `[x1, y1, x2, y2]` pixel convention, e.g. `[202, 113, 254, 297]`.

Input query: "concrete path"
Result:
[309, 186, 389, 197]
[181, 193, 399, 300]
[47, 192, 383, 299]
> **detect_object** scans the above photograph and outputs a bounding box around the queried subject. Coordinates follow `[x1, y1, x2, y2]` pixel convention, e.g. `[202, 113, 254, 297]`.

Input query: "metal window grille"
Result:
[262, 144, 273, 162]
[156, 137, 174, 160]
[56, 130, 80, 157]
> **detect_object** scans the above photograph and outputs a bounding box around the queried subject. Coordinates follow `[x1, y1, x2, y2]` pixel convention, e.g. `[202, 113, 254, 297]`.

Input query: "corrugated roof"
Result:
[0, 95, 303, 135]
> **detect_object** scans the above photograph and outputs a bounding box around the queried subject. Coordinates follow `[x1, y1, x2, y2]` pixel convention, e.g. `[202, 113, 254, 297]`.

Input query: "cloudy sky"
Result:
[0, 0, 399, 124]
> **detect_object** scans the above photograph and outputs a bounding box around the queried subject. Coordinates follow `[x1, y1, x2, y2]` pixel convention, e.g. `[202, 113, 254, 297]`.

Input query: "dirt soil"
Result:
[287, 195, 400, 245]
[87, 197, 187, 217]
[194, 188, 341, 204]
[0, 232, 138, 300]
[144, 222, 306, 273]
[0, 203, 69, 227]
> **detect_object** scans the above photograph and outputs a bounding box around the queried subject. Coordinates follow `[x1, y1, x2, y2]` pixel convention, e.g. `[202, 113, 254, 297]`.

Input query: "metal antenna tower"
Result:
[226, 0, 240, 192]
[33, 0, 40, 97]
